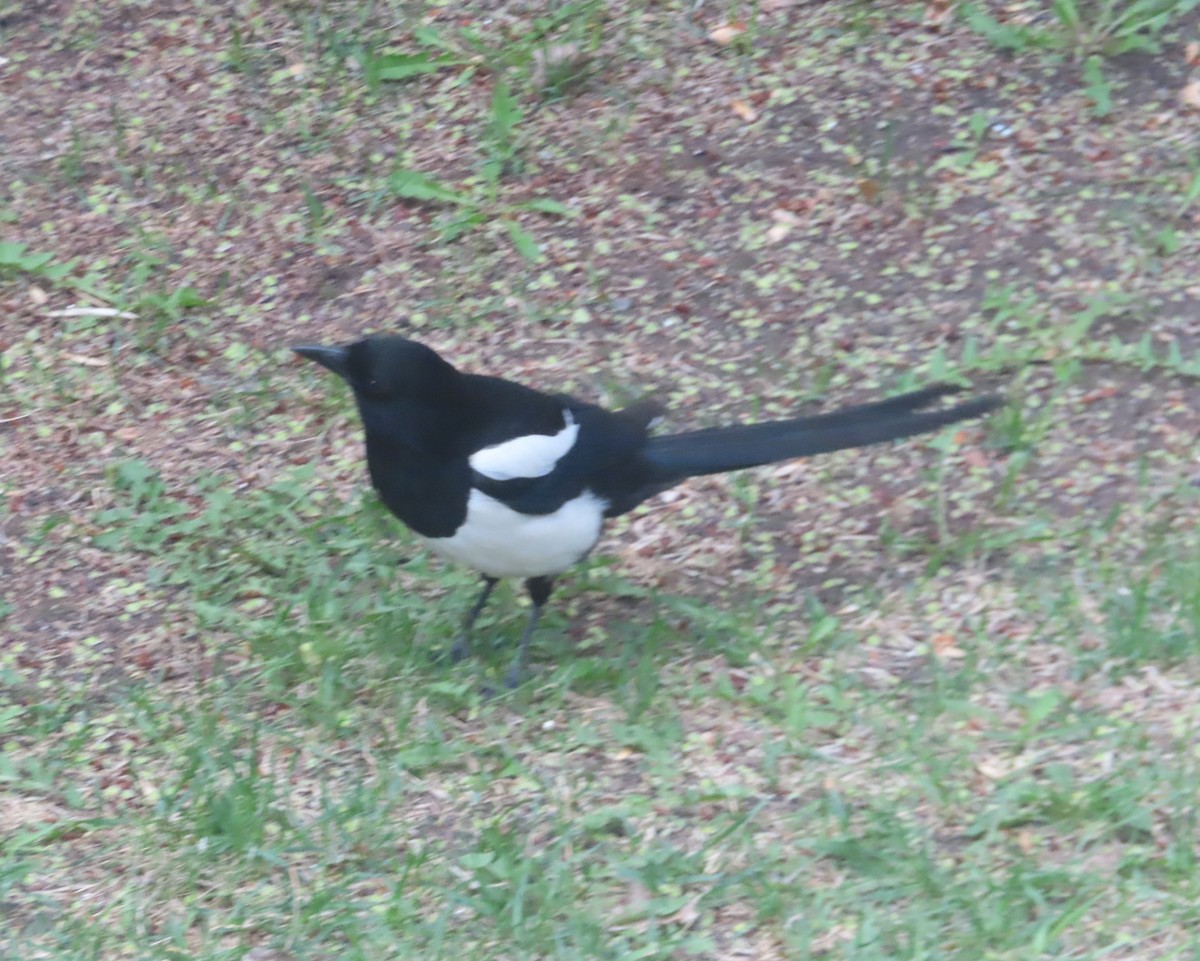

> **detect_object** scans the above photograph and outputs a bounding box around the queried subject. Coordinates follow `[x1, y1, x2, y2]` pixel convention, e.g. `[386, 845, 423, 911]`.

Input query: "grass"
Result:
[3, 0, 1200, 958]
[960, 0, 1200, 58]
[960, 0, 1200, 117]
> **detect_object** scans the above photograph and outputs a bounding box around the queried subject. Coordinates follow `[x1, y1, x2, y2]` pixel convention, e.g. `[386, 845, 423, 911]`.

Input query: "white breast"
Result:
[424, 488, 607, 579]
[469, 410, 578, 481]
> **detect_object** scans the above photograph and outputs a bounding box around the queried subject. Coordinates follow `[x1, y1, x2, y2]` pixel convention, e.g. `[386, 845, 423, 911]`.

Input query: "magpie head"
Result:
[293, 335, 458, 403]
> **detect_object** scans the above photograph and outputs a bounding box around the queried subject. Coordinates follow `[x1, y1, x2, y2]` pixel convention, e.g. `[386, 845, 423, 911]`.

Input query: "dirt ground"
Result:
[3, 1, 1200, 956]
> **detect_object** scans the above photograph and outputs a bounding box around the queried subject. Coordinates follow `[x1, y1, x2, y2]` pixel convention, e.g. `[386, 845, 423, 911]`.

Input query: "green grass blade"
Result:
[504, 219, 542, 261]
[389, 169, 473, 206]
[518, 198, 574, 217]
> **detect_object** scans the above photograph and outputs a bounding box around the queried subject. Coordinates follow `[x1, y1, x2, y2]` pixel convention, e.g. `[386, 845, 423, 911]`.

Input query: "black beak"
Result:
[293, 344, 350, 379]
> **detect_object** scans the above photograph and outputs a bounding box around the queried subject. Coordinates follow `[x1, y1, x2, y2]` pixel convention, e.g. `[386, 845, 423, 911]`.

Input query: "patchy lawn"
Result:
[3, 1, 1200, 958]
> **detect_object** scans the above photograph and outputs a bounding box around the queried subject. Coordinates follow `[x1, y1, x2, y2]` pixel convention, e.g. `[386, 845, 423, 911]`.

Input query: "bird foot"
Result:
[478, 673, 523, 699]
[430, 636, 471, 667]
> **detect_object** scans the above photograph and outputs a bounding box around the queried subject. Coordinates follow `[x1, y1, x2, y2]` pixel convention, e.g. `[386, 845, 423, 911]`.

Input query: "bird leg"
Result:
[505, 576, 554, 689]
[449, 576, 498, 663]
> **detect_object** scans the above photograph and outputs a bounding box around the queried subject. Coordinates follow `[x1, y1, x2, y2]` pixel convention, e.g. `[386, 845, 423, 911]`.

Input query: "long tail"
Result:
[642, 384, 1003, 485]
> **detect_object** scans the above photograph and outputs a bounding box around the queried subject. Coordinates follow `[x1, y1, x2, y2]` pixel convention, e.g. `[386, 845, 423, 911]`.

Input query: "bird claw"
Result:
[436, 637, 524, 693]
[478, 668, 524, 699]
[430, 641, 468, 668]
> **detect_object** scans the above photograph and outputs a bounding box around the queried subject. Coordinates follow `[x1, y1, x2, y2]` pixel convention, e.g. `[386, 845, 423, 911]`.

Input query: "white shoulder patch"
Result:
[469, 409, 579, 481]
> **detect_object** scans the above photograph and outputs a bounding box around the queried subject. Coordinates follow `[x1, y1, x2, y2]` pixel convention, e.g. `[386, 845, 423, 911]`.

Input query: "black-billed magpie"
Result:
[295, 335, 1002, 687]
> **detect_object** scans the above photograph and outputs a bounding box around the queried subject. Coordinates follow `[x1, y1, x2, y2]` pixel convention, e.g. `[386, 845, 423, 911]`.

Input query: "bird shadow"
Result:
[394, 562, 767, 707]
